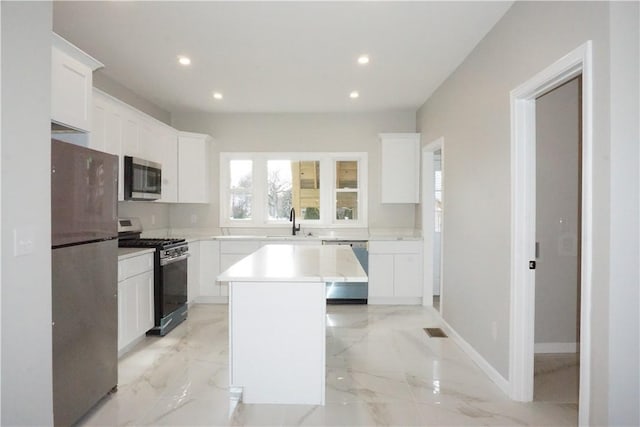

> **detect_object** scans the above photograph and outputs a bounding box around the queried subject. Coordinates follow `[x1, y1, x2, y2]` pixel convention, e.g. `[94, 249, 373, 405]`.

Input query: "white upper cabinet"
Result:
[157, 126, 179, 203]
[379, 133, 421, 204]
[91, 90, 125, 200]
[51, 33, 103, 132]
[178, 132, 212, 204]
[92, 89, 180, 202]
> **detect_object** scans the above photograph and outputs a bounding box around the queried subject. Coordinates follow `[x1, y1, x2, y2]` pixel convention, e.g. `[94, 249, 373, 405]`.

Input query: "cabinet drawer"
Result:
[369, 240, 422, 255]
[220, 240, 261, 254]
[118, 253, 153, 282]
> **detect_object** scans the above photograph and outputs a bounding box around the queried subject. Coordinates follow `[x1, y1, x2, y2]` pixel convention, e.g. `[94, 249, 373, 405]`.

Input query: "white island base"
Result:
[220, 244, 367, 406]
[230, 281, 325, 405]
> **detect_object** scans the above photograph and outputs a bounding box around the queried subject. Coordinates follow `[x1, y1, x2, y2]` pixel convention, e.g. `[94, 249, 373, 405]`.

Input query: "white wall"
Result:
[534, 78, 580, 350]
[170, 112, 416, 230]
[1, 2, 54, 424]
[416, 2, 614, 422]
[608, 2, 640, 425]
[118, 201, 171, 232]
[93, 72, 172, 125]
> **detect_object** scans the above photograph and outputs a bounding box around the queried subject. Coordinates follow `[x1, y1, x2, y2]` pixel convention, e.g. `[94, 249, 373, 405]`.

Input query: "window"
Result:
[220, 153, 367, 227]
[335, 160, 359, 221]
[267, 160, 292, 220]
[229, 160, 252, 220]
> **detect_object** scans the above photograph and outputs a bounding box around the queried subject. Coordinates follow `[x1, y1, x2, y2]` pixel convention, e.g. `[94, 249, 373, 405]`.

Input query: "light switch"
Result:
[14, 227, 35, 256]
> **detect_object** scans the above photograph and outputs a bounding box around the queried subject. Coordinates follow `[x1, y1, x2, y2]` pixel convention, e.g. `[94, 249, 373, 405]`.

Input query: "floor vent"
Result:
[424, 328, 448, 338]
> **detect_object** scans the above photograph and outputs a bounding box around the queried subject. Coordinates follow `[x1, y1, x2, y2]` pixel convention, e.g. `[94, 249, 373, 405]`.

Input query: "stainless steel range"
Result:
[118, 218, 189, 336]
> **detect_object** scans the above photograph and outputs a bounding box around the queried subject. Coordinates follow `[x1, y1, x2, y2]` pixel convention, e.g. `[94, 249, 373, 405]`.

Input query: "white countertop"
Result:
[217, 244, 368, 283]
[142, 227, 421, 242]
[117, 247, 155, 260]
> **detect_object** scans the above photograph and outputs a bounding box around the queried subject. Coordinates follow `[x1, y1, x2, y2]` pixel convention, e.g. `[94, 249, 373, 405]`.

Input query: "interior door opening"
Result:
[433, 150, 443, 312]
[421, 137, 444, 311]
[533, 76, 582, 405]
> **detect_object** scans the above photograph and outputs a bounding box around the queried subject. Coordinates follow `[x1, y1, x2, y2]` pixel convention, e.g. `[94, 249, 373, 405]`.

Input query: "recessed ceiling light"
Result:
[178, 56, 191, 66]
[213, 92, 223, 100]
[357, 55, 370, 65]
[349, 91, 359, 99]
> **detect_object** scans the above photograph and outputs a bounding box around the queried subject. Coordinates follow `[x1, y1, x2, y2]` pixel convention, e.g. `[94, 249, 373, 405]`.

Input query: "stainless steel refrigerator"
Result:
[51, 139, 119, 426]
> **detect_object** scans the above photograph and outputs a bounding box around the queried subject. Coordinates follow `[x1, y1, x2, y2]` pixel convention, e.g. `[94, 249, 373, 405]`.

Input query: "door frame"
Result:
[422, 137, 444, 311]
[509, 41, 592, 425]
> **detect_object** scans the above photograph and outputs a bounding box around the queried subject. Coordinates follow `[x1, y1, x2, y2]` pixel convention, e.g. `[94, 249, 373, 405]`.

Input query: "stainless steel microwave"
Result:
[124, 156, 162, 201]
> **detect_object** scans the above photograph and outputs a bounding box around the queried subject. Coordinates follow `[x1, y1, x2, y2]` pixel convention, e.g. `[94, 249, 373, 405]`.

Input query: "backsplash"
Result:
[118, 201, 170, 231]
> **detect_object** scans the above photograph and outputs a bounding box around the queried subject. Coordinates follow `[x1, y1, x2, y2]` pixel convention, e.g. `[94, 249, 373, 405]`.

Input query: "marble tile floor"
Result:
[534, 353, 579, 404]
[78, 304, 578, 426]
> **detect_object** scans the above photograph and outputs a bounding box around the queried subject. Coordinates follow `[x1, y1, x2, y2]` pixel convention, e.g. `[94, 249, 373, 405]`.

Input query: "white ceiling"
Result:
[53, 1, 512, 114]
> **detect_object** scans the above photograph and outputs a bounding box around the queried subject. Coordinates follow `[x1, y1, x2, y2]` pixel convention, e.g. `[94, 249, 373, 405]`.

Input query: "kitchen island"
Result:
[218, 244, 367, 405]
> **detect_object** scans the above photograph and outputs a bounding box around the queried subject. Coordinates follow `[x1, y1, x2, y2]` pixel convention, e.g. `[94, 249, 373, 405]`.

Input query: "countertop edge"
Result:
[118, 247, 155, 260]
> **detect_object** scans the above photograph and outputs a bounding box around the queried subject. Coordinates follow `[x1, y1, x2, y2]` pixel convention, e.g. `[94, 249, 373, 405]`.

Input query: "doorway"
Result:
[533, 77, 581, 404]
[509, 41, 593, 425]
[422, 138, 444, 312]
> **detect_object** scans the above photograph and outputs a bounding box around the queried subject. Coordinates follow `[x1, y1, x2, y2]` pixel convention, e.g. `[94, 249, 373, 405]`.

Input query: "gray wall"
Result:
[1, 2, 54, 424]
[416, 2, 614, 422]
[93, 72, 171, 125]
[534, 78, 580, 349]
[170, 112, 417, 230]
[608, 2, 639, 425]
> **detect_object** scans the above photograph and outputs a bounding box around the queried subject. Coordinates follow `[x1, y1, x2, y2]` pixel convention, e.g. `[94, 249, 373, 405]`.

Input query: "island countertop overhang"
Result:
[217, 244, 368, 283]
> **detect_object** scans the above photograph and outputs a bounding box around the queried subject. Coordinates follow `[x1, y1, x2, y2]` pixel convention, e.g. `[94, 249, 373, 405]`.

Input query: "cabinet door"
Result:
[178, 133, 211, 203]
[136, 271, 154, 334]
[187, 241, 201, 302]
[92, 91, 126, 199]
[122, 112, 140, 156]
[118, 277, 138, 351]
[157, 127, 178, 203]
[105, 104, 125, 201]
[199, 241, 221, 297]
[394, 253, 423, 297]
[91, 94, 107, 152]
[51, 47, 93, 131]
[368, 254, 394, 298]
[379, 133, 420, 204]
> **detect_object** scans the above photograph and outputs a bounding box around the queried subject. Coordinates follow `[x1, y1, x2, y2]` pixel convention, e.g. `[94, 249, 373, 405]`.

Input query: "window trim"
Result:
[220, 152, 368, 228]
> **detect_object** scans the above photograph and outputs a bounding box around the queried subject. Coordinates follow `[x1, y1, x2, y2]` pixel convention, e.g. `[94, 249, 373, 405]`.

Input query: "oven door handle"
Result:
[160, 253, 190, 266]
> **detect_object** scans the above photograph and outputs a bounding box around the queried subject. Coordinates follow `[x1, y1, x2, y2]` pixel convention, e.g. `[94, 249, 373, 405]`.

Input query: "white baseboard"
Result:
[368, 297, 422, 305]
[431, 309, 511, 396]
[534, 342, 578, 353]
[194, 296, 228, 304]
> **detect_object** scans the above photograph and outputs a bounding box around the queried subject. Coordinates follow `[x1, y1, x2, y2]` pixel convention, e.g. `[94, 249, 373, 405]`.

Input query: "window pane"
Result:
[230, 160, 252, 190]
[295, 161, 320, 220]
[336, 192, 358, 220]
[229, 160, 252, 220]
[230, 192, 252, 219]
[267, 160, 292, 220]
[336, 161, 358, 189]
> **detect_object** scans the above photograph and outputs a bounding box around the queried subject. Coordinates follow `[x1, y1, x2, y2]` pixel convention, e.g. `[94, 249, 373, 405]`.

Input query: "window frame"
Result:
[220, 152, 368, 228]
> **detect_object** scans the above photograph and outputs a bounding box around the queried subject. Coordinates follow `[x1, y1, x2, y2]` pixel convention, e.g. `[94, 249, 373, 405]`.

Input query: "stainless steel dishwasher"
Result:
[322, 240, 368, 304]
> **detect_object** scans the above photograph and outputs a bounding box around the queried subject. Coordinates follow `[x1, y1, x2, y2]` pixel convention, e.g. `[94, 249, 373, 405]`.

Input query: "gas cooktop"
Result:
[118, 237, 186, 250]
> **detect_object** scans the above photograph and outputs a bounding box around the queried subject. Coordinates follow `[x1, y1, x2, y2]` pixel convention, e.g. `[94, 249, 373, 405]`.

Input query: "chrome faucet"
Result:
[289, 207, 301, 236]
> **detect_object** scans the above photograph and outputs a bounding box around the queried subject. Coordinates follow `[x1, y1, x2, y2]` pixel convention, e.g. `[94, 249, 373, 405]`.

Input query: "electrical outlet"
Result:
[151, 214, 156, 225]
[190, 214, 198, 224]
[14, 227, 35, 256]
[491, 321, 498, 341]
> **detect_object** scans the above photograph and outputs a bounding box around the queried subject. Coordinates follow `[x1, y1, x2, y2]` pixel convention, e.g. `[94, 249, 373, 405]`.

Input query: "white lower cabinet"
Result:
[368, 240, 423, 304]
[218, 240, 261, 299]
[118, 252, 154, 355]
[197, 240, 223, 302]
[187, 240, 200, 304]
